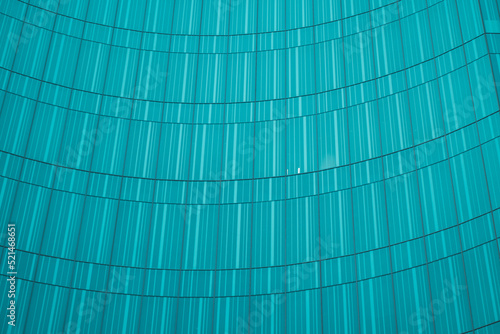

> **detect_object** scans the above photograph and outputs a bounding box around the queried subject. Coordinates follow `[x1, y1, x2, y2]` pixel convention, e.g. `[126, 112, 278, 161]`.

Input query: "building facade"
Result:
[1, 0, 500, 333]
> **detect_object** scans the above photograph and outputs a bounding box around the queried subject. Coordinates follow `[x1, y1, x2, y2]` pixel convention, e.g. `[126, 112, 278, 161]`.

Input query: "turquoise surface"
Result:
[1, 0, 500, 333]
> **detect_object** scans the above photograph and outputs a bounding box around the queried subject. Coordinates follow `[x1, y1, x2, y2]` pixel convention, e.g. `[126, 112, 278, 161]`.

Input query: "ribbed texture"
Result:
[1, 0, 500, 333]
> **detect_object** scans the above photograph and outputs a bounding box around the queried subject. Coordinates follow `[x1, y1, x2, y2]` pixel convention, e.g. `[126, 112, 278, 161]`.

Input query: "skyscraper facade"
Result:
[1, 0, 500, 333]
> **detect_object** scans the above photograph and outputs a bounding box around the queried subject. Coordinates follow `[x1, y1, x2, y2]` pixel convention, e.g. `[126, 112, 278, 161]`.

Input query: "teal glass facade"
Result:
[1, 0, 500, 333]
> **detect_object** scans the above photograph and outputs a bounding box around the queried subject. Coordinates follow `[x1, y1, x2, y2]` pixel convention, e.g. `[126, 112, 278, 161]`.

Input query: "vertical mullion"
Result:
[5, 0, 65, 327]
[340, 1, 361, 333]
[309, 1, 324, 333]
[98, 0, 152, 332]
[210, 1, 232, 333]
[367, 2, 399, 332]
[173, 1, 206, 333]
[39, 0, 95, 331]
[135, 0, 178, 332]
[396, 3, 438, 333]
[424, 0, 475, 330]
[57, 0, 125, 330]
[247, 0, 259, 332]
[4, 0, 63, 245]
[472, 0, 500, 258]
[284, 0, 288, 333]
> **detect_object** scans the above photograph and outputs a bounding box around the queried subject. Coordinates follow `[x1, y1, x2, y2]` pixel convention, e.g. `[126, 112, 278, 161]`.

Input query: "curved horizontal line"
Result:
[0, 43, 492, 126]
[0, 0, 445, 58]
[1, 236, 497, 298]
[0, 30, 490, 113]
[462, 320, 500, 333]
[13, 0, 402, 38]
[1, 209, 498, 273]
[0, 109, 498, 184]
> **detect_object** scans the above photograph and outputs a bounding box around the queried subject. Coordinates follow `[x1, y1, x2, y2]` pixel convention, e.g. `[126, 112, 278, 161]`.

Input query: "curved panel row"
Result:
[1, 238, 500, 333]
